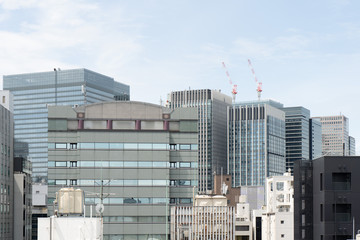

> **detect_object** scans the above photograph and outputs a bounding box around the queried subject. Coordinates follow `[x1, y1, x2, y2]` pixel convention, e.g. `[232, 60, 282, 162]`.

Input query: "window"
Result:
[332, 172, 351, 190]
[169, 144, 177, 150]
[55, 143, 67, 149]
[281, 234, 285, 238]
[70, 161, 77, 167]
[320, 204, 323, 222]
[320, 173, 323, 191]
[55, 161, 67, 167]
[69, 143, 77, 150]
[170, 162, 176, 168]
[179, 162, 191, 168]
[70, 179, 77, 185]
[280, 220, 284, 224]
[179, 144, 191, 150]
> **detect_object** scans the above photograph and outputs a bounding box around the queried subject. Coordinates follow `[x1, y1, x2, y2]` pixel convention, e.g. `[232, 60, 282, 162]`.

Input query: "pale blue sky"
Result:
[0, 0, 359, 152]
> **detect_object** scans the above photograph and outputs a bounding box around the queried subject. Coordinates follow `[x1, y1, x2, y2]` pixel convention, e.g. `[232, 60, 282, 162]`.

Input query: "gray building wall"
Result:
[168, 89, 232, 192]
[47, 102, 198, 239]
[0, 94, 14, 240]
[3, 68, 130, 183]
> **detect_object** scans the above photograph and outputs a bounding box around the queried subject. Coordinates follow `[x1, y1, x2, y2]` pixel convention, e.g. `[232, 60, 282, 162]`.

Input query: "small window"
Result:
[280, 220, 284, 224]
[170, 162, 177, 168]
[36, 191, 40, 194]
[179, 144, 191, 150]
[69, 143, 77, 150]
[70, 179, 77, 185]
[55, 143, 67, 149]
[70, 161, 77, 167]
[2, 96, 5, 103]
[281, 234, 285, 238]
[179, 162, 191, 168]
[55, 161, 67, 167]
[169, 144, 177, 151]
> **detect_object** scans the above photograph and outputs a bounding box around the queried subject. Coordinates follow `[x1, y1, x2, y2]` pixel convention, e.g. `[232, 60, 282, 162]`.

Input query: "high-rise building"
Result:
[309, 118, 322, 160]
[294, 156, 360, 240]
[228, 100, 286, 187]
[168, 89, 232, 192]
[312, 115, 350, 156]
[47, 102, 198, 239]
[0, 91, 14, 240]
[282, 107, 310, 171]
[349, 136, 356, 156]
[3, 69, 130, 182]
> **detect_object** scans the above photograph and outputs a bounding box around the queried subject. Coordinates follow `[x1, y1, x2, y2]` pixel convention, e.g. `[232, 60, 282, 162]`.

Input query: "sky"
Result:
[0, 0, 359, 153]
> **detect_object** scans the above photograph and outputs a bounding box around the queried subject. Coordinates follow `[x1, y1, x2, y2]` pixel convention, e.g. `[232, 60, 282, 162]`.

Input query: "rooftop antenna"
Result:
[221, 62, 238, 103]
[248, 59, 262, 101]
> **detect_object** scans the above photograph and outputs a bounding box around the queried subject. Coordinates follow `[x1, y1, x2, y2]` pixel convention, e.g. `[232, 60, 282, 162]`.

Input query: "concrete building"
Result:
[13, 157, 32, 240]
[31, 185, 48, 240]
[3, 68, 130, 183]
[38, 187, 103, 240]
[349, 136, 356, 156]
[312, 115, 350, 156]
[168, 89, 232, 192]
[213, 174, 240, 207]
[235, 196, 253, 240]
[262, 170, 294, 240]
[228, 100, 286, 187]
[294, 156, 360, 240]
[240, 186, 265, 212]
[171, 195, 235, 239]
[0, 90, 14, 240]
[47, 102, 198, 239]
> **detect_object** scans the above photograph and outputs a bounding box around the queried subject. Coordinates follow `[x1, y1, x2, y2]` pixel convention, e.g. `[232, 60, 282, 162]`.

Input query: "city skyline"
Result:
[0, 0, 359, 153]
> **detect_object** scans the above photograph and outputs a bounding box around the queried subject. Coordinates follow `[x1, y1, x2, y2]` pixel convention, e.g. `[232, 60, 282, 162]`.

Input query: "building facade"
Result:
[168, 89, 232, 192]
[312, 115, 349, 156]
[349, 136, 356, 156]
[282, 107, 310, 171]
[3, 68, 130, 183]
[47, 102, 198, 239]
[309, 118, 322, 160]
[171, 195, 235, 240]
[262, 170, 294, 240]
[13, 157, 32, 240]
[228, 100, 286, 187]
[0, 91, 14, 240]
[294, 156, 360, 240]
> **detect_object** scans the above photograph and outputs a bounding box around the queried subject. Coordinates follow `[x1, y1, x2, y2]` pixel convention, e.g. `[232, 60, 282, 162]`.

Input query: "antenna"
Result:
[221, 62, 238, 103]
[248, 59, 262, 101]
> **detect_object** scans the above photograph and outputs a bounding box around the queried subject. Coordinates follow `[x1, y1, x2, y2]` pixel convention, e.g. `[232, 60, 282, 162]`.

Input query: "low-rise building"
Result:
[262, 170, 294, 240]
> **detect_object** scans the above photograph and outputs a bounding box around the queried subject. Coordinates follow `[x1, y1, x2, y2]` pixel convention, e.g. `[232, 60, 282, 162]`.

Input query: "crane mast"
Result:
[222, 62, 238, 103]
[248, 59, 263, 101]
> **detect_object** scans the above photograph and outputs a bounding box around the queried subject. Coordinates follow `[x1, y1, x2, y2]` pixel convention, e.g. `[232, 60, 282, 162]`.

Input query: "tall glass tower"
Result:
[3, 68, 130, 182]
[282, 107, 310, 171]
[228, 100, 286, 187]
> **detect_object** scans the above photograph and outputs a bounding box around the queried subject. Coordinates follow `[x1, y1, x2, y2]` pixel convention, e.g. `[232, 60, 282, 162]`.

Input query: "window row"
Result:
[49, 160, 197, 169]
[49, 142, 198, 151]
[48, 179, 169, 186]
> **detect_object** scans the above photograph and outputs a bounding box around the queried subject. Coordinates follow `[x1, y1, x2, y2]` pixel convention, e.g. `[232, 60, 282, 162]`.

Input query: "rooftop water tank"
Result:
[56, 188, 84, 215]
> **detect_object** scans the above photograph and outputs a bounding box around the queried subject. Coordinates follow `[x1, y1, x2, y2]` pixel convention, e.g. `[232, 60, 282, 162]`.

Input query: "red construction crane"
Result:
[222, 62, 238, 103]
[248, 59, 262, 101]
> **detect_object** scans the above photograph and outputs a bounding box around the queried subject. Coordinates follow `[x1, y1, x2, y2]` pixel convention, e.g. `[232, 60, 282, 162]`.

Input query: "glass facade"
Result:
[228, 100, 286, 187]
[282, 107, 310, 172]
[3, 68, 129, 182]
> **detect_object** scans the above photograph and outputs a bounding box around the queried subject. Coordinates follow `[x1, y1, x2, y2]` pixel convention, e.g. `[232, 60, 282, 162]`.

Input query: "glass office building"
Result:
[3, 69, 130, 182]
[282, 107, 310, 172]
[228, 100, 286, 187]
